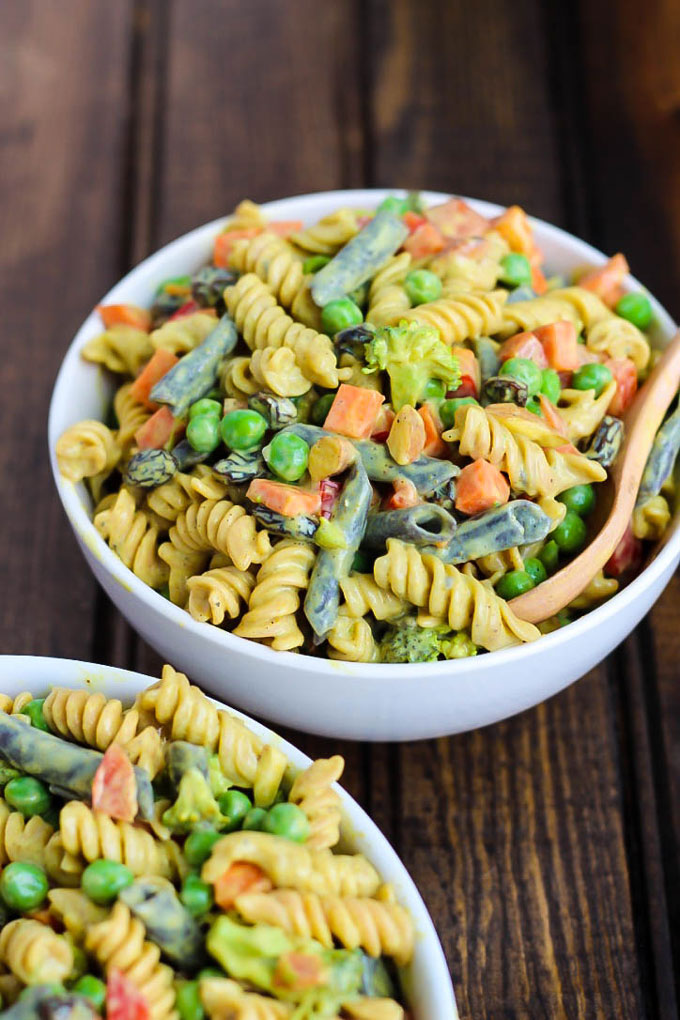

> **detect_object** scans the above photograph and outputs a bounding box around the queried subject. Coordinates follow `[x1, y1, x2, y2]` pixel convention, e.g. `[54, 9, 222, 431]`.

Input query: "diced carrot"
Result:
[579, 253, 629, 308]
[385, 477, 421, 510]
[370, 405, 395, 443]
[537, 395, 568, 438]
[266, 220, 304, 237]
[403, 222, 445, 260]
[273, 952, 325, 991]
[451, 346, 481, 394]
[447, 376, 478, 399]
[418, 403, 447, 457]
[129, 349, 179, 409]
[426, 199, 489, 240]
[605, 522, 643, 577]
[605, 357, 638, 416]
[97, 304, 152, 332]
[213, 228, 261, 267]
[491, 206, 536, 257]
[323, 384, 385, 439]
[499, 331, 549, 369]
[214, 863, 273, 910]
[455, 459, 510, 515]
[403, 211, 427, 233]
[534, 321, 580, 371]
[531, 264, 548, 295]
[554, 442, 580, 455]
[247, 479, 322, 517]
[135, 406, 183, 450]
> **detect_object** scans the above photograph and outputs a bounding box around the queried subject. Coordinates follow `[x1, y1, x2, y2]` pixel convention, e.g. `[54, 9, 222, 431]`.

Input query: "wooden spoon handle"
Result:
[510, 331, 680, 623]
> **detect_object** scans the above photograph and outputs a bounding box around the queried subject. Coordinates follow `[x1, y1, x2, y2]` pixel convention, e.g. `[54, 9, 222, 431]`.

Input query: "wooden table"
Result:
[1, 2, 679, 1016]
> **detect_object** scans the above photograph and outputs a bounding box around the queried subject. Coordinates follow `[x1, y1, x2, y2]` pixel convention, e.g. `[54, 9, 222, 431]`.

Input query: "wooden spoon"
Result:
[510, 331, 680, 624]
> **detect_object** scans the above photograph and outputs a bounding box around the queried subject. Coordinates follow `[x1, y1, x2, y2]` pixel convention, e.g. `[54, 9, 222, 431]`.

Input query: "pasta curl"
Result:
[586, 316, 649, 370]
[59, 802, 175, 878]
[339, 575, 407, 621]
[200, 978, 291, 1020]
[234, 540, 316, 652]
[0, 799, 53, 868]
[633, 494, 671, 541]
[95, 487, 169, 589]
[0, 919, 73, 986]
[288, 755, 344, 850]
[0, 691, 34, 716]
[150, 311, 217, 356]
[56, 420, 121, 484]
[327, 612, 379, 663]
[187, 565, 256, 625]
[290, 208, 360, 255]
[47, 888, 108, 939]
[568, 569, 619, 610]
[400, 289, 507, 345]
[556, 380, 617, 443]
[366, 253, 412, 327]
[222, 355, 260, 398]
[114, 382, 152, 446]
[170, 498, 271, 572]
[82, 325, 153, 376]
[229, 232, 306, 310]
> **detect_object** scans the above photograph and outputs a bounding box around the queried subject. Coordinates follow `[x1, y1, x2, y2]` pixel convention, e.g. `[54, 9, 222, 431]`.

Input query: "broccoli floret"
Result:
[439, 632, 477, 659]
[162, 768, 228, 833]
[380, 622, 478, 662]
[363, 320, 460, 410]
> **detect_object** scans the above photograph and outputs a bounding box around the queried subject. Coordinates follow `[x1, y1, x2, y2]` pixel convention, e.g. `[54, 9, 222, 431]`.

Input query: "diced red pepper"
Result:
[97, 304, 152, 332]
[426, 198, 489, 240]
[534, 321, 580, 372]
[403, 222, 445, 260]
[106, 971, 150, 1020]
[214, 863, 272, 910]
[319, 479, 341, 520]
[605, 523, 643, 577]
[605, 357, 638, 416]
[213, 228, 261, 267]
[134, 405, 183, 450]
[447, 376, 478, 400]
[499, 331, 549, 369]
[451, 346, 481, 395]
[403, 211, 427, 233]
[92, 744, 137, 822]
[129, 349, 179, 409]
[168, 300, 201, 321]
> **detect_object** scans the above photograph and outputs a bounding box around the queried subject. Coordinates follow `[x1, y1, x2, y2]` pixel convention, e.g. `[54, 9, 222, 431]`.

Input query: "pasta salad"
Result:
[56, 195, 679, 663]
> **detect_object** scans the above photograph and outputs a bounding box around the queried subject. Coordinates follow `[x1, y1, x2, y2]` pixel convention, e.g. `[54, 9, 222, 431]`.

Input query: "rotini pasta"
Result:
[114, 381, 152, 446]
[288, 755, 344, 850]
[82, 324, 153, 375]
[290, 207, 360, 254]
[366, 252, 412, 327]
[59, 801, 175, 878]
[234, 540, 316, 651]
[327, 611, 380, 663]
[0, 919, 73, 986]
[55, 420, 121, 484]
[400, 289, 507, 344]
[0, 799, 53, 868]
[95, 487, 169, 589]
[186, 564, 256, 625]
[170, 497, 271, 572]
[150, 310, 217, 355]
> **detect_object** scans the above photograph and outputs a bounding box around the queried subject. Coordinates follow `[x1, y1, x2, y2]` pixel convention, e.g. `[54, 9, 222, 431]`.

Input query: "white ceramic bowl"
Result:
[0, 655, 457, 1019]
[49, 189, 680, 741]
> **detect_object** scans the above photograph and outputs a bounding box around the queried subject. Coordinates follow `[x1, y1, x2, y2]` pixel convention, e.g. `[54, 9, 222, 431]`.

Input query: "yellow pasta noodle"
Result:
[59, 801, 175, 878]
[366, 252, 412, 327]
[556, 380, 617, 443]
[187, 564, 256, 625]
[82, 325, 153, 376]
[0, 919, 73, 986]
[339, 575, 407, 621]
[55, 420, 121, 484]
[400, 289, 507, 345]
[327, 611, 379, 663]
[0, 799, 54, 869]
[113, 381, 152, 446]
[234, 540, 316, 652]
[222, 354, 260, 398]
[568, 569, 619, 610]
[170, 497, 271, 572]
[228, 232, 307, 309]
[47, 888, 108, 939]
[199, 977, 291, 1020]
[95, 487, 169, 589]
[633, 494, 671, 541]
[150, 310, 217, 356]
[288, 755, 344, 851]
[290, 208, 360, 255]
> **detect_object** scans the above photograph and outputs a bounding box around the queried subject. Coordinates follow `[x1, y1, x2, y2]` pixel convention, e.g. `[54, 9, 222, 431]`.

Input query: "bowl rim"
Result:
[0, 653, 458, 1018]
[48, 188, 680, 682]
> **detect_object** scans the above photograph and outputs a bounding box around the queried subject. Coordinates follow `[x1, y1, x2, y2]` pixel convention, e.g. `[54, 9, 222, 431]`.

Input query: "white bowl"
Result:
[0, 655, 457, 1019]
[49, 189, 680, 741]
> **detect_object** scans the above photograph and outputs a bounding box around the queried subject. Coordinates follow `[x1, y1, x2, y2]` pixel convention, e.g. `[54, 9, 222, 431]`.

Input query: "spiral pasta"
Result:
[249, 345, 311, 397]
[150, 311, 217, 356]
[586, 316, 650, 370]
[225, 199, 267, 232]
[229, 232, 307, 309]
[0, 800, 54, 869]
[475, 547, 525, 584]
[290, 208, 360, 254]
[199, 978, 291, 1020]
[114, 381, 152, 446]
[187, 565, 256, 625]
[568, 569, 619, 610]
[0, 691, 34, 715]
[400, 289, 507, 345]
[146, 471, 199, 522]
[55, 420, 121, 484]
[234, 540, 316, 651]
[339, 575, 407, 621]
[327, 611, 380, 663]
[43, 832, 84, 887]
[366, 252, 412, 327]
[85, 902, 177, 1020]
[47, 888, 108, 939]
[222, 354, 260, 398]
[432, 231, 509, 294]
[288, 756, 344, 850]
[555, 380, 617, 443]
[95, 487, 169, 589]
[82, 325, 153, 375]
[0, 919, 73, 986]
[59, 801, 175, 878]
[170, 498, 271, 572]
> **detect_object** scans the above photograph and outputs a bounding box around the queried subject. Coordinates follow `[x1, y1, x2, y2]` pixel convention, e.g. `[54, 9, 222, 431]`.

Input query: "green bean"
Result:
[363, 505, 457, 550]
[150, 313, 239, 416]
[636, 401, 680, 506]
[120, 877, 205, 969]
[471, 337, 501, 384]
[426, 500, 552, 564]
[311, 210, 408, 306]
[166, 742, 211, 789]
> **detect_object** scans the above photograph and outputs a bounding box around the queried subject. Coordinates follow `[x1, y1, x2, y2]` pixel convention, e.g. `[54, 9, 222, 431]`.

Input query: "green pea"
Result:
[72, 976, 106, 1013]
[69, 944, 88, 982]
[421, 378, 446, 402]
[218, 790, 252, 832]
[540, 368, 561, 404]
[302, 255, 331, 275]
[539, 539, 560, 573]
[404, 269, 442, 306]
[558, 484, 596, 516]
[572, 362, 613, 397]
[220, 409, 268, 452]
[524, 558, 547, 586]
[4, 776, 52, 818]
[495, 570, 535, 600]
[500, 357, 543, 396]
[81, 860, 134, 905]
[20, 698, 49, 732]
[0, 862, 48, 912]
[184, 828, 222, 868]
[310, 393, 335, 426]
[180, 874, 214, 918]
[499, 252, 532, 287]
[377, 196, 409, 216]
[189, 398, 222, 420]
[615, 292, 652, 330]
[263, 802, 310, 843]
[242, 807, 268, 831]
[263, 432, 309, 482]
[321, 298, 363, 337]
[186, 414, 221, 454]
[176, 981, 206, 1020]
[526, 396, 542, 415]
[553, 510, 587, 554]
[439, 397, 479, 429]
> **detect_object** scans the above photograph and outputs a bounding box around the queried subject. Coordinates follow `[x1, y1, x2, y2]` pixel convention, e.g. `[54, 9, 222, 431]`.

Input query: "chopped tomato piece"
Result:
[491, 205, 537, 257]
[323, 384, 385, 439]
[447, 376, 478, 400]
[451, 346, 481, 394]
[319, 478, 341, 519]
[579, 253, 629, 307]
[129, 349, 179, 409]
[214, 862, 272, 910]
[92, 744, 137, 822]
[370, 405, 395, 443]
[266, 220, 304, 237]
[273, 952, 325, 991]
[499, 331, 549, 369]
[169, 300, 202, 321]
[247, 479, 321, 517]
[385, 477, 421, 510]
[534, 321, 580, 371]
[403, 211, 427, 233]
[134, 406, 183, 450]
[107, 970, 150, 1020]
[426, 198, 489, 240]
[531, 264, 548, 295]
[605, 523, 643, 577]
[605, 357, 638, 416]
[455, 459, 510, 515]
[403, 222, 445, 260]
[418, 403, 447, 457]
[537, 395, 568, 437]
[97, 304, 151, 332]
[213, 228, 261, 267]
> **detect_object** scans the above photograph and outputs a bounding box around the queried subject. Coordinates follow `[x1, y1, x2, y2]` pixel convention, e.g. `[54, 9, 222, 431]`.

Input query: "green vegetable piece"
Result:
[310, 393, 336, 426]
[184, 827, 222, 868]
[364, 504, 457, 550]
[376, 196, 409, 216]
[248, 392, 297, 430]
[439, 396, 478, 429]
[540, 368, 562, 404]
[4, 776, 52, 818]
[0, 862, 48, 912]
[187, 414, 221, 454]
[124, 449, 178, 488]
[172, 439, 209, 472]
[163, 769, 228, 834]
[495, 570, 535, 600]
[572, 362, 613, 398]
[189, 398, 222, 420]
[499, 253, 532, 287]
[483, 376, 529, 407]
[206, 917, 289, 994]
[0, 762, 21, 788]
[472, 337, 501, 384]
[157, 275, 192, 294]
[213, 449, 265, 484]
[439, 632, 477, 659]
[351, 549, 375, 573]
[421, 378, 447, 402]
[558, 484, 596, 516]
[21, 699, 49, 732]
[321, 298, 363, 337]
[207, 755, 232, 797]
[404, 269, 442, 306]
[250, 504, 319, 542]
[313, 519, 347, 550]
[311, 209, 409, 307]
[218, 790, 252, 832]
[180, 875, 214, 918]
[381, 623, 442, 663]
[220, 409, 268, 452]
[500, 356, 543, 396]
[302, 255, 331, 275]
[363, 320, 461, 410]
[526, 396, 542, 415]
[81, 860, 134, 905]
[615, 292, 652, 329]
[72, 976, 107, 1012]
[197, 969, 224, 982]
[191, 266, 237, 307]
[539, 539, 560, 573]
[263, 432, 309, 482]
[524, 558, 548, 586]
[263, 802, 310, 843]
[636, 402, 680, 506]
[166, 742, 211, 788]
[150, 313, 239, 416]
[120, 877, 205, 970]
[242, 807, 268, 831]
[553, 510, 587, 553]
[432, 500, 552, 564]
[176, 981, 206, 1020]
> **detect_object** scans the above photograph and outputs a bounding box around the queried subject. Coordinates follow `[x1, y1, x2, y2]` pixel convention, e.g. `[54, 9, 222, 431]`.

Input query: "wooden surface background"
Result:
[1, 1, 679, 1016]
